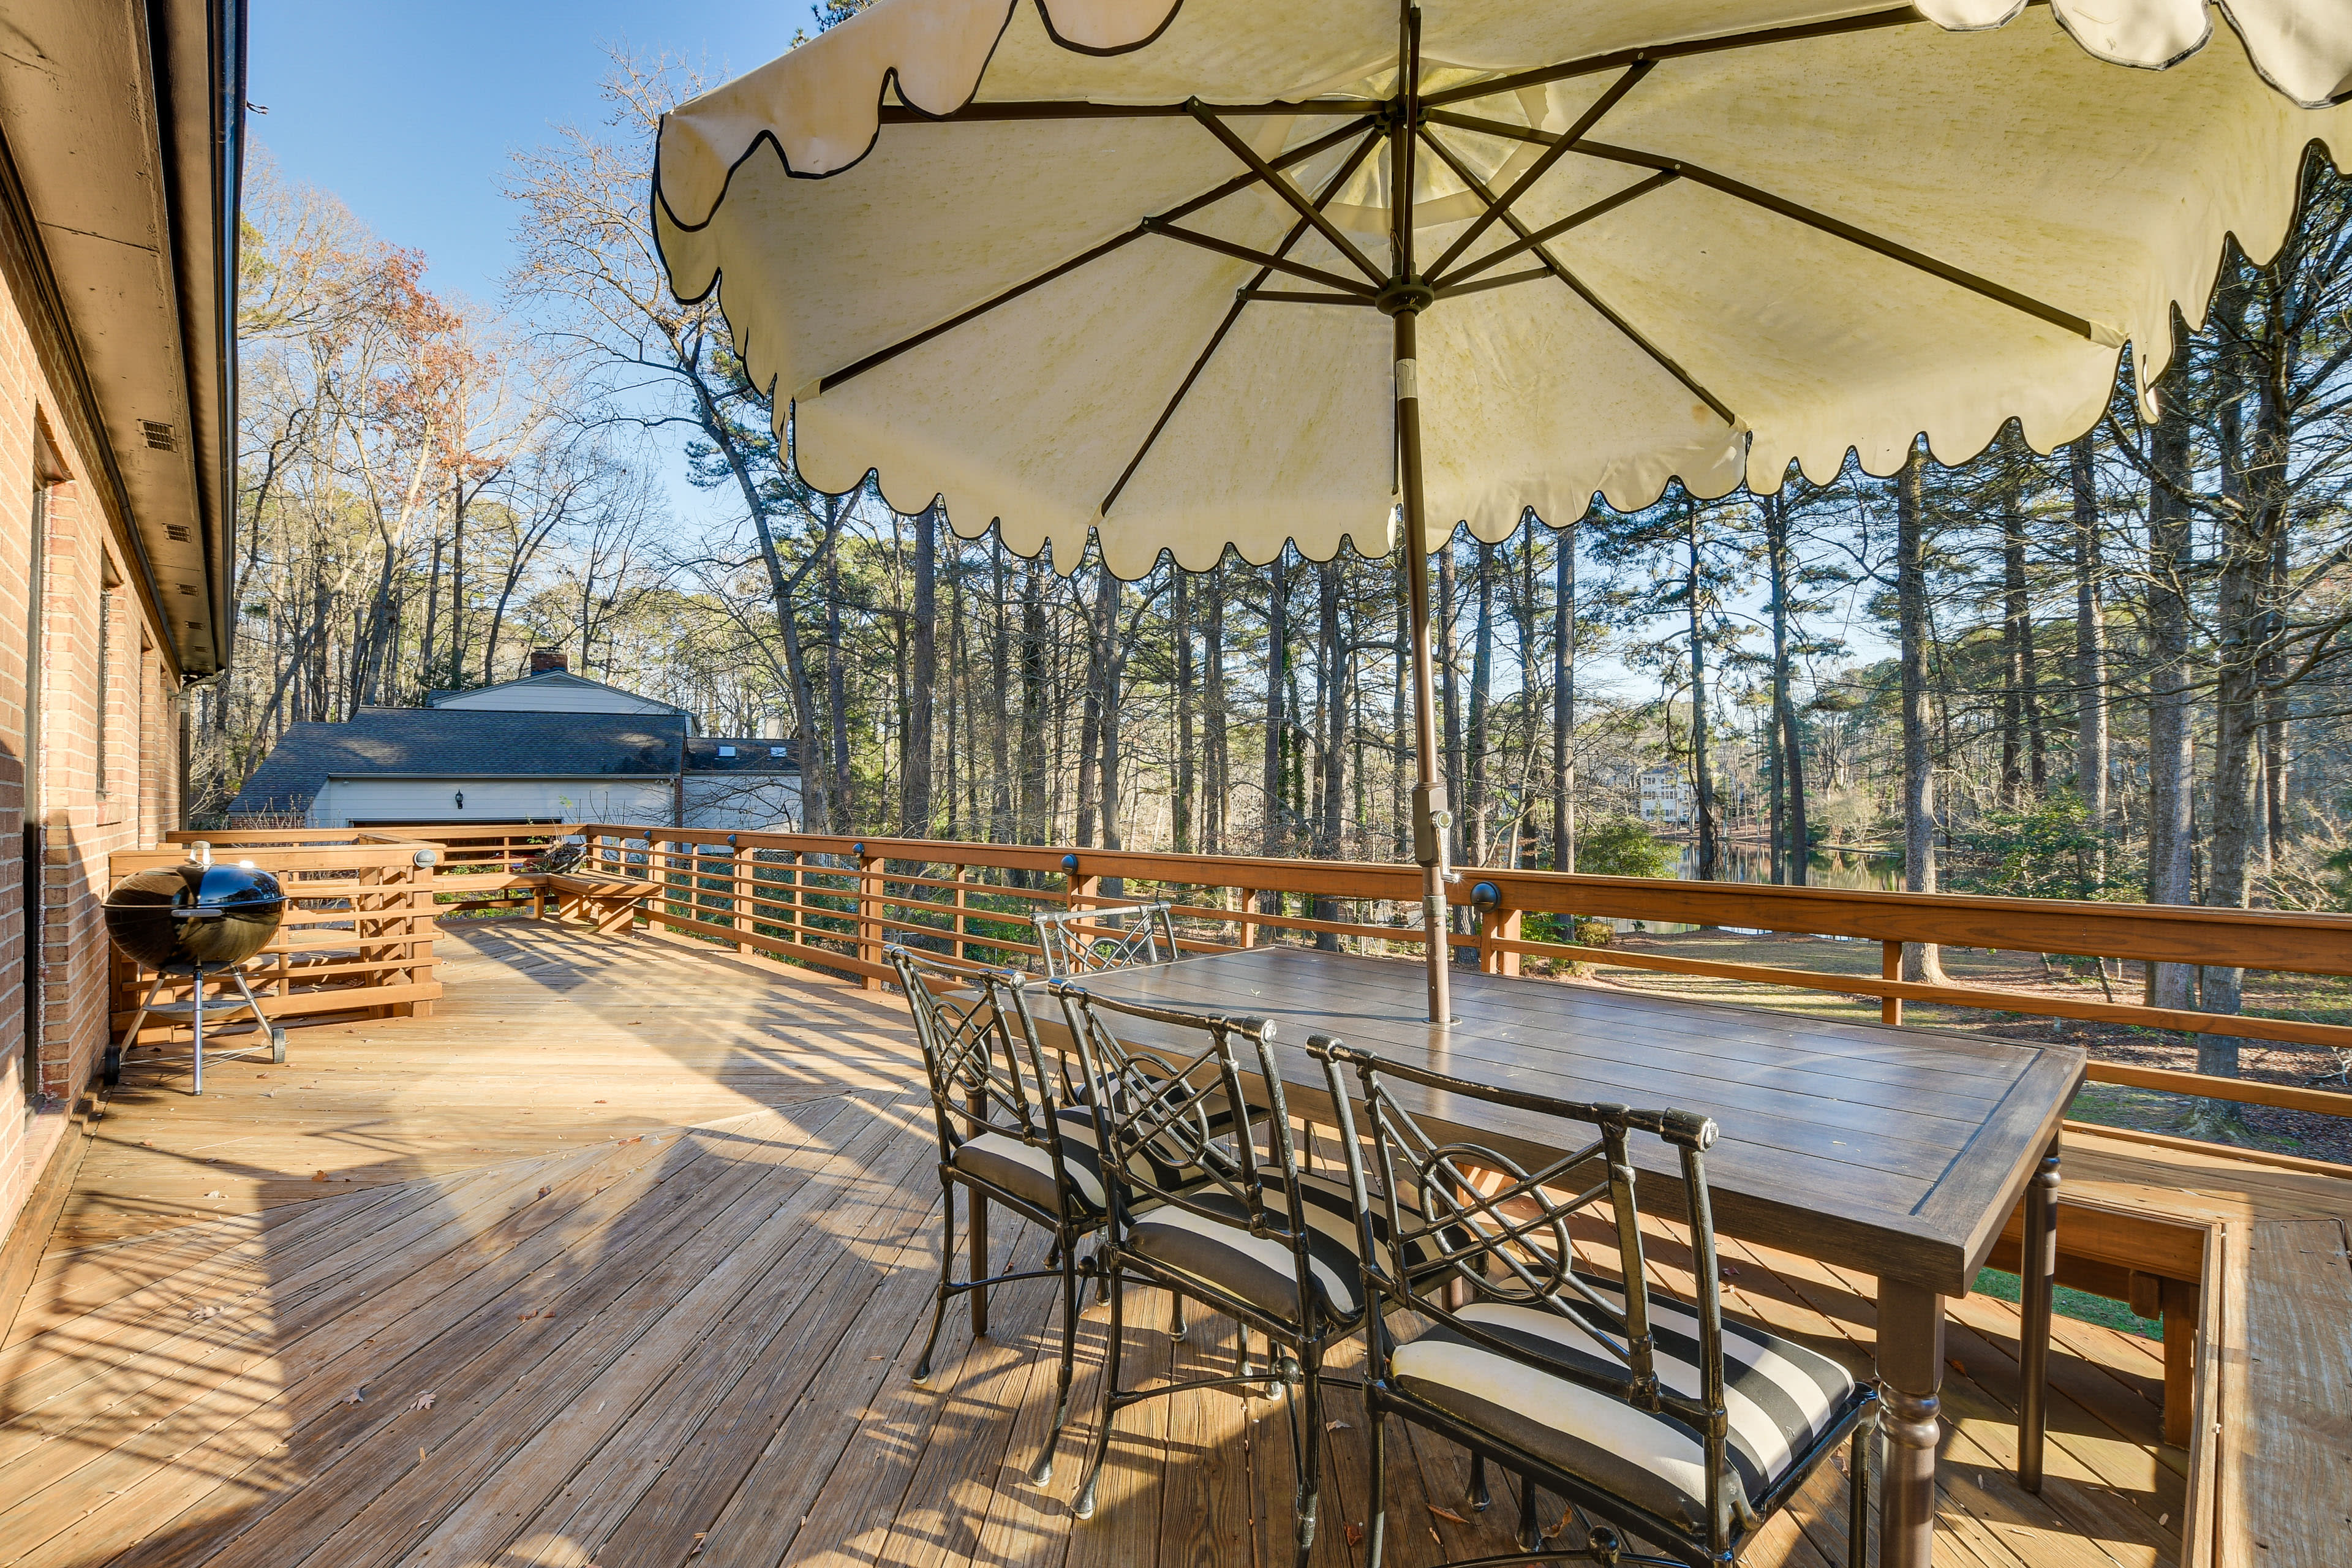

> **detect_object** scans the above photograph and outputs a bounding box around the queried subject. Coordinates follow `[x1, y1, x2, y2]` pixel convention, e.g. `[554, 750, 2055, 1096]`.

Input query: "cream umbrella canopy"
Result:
[652, 1, 2348, 1038]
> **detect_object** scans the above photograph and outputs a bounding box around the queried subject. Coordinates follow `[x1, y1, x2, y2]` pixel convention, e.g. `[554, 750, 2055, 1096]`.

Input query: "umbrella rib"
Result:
[1419, 6, 1920, 110]
[1575, 141, 2100, 340]
[1431, 170, 1680, 290]
[1431, 266, 1555, 301]
[1419, 127, 1738, 428]
[817, 118, 1374, 394]
[1142, 222, 1376, 296]
[1237, 289, 1378, 305]
[1099, 129, 1387, 518]
[1422, 61, 1654, 284]
[1188, 104, 1388, 284]
[876, 99, 1379, 124]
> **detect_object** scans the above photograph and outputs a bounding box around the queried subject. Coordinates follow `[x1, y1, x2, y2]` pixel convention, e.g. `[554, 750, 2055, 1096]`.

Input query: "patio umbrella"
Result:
[650, 1, 2349, 1028]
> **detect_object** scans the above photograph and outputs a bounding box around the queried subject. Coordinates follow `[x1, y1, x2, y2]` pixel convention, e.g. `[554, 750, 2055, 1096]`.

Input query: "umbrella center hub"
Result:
[1374, 277, 1434, 317]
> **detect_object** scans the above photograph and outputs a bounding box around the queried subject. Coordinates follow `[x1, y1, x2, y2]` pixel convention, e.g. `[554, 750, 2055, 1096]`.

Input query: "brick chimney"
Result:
[529, 647, 569, 676]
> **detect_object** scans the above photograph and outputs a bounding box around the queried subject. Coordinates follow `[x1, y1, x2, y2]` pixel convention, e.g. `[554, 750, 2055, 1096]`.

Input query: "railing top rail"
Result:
[561, 824, 2352, 976]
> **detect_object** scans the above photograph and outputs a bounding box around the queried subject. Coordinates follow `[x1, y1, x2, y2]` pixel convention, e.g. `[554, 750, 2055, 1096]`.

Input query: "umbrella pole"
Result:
[1395, 308, 1452, 1025]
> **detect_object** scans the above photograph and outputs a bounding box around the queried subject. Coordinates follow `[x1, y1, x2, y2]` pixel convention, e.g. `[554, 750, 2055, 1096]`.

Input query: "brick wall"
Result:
[0, 265, 184, 1235]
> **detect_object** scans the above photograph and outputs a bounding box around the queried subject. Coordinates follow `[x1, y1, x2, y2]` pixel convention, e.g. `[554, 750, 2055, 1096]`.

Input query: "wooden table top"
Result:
[1062, 948, 2087, 1297]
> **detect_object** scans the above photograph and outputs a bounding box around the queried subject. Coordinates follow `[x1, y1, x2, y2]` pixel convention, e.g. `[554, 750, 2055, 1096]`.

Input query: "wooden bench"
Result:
[1989, 1193, 2210, 1446]
[535, 871, 665, 933]
[2180, 1216, 2352, 1568]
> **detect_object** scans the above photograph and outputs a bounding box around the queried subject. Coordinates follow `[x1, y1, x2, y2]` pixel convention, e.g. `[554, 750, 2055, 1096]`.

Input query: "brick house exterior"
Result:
[0, 4, 245, 1243]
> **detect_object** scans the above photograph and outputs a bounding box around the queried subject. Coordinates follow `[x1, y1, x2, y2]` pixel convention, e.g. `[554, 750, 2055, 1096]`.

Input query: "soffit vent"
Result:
[165, 524, 191, 543]
[141, 420, 176, 452]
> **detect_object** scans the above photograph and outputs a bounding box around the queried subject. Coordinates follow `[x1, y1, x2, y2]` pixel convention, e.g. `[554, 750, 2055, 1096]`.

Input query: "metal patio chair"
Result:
[1054, 983, 1451, 1567]
[1310, 1038, 1879, 1568]
[1033, 900, 1182, 980]
[886, 944, 1115, 1483]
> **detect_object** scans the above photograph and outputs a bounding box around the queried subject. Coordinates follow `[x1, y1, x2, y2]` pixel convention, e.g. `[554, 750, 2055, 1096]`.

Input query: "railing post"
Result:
[954, 872, 971, 963]
[1882, 939, 1904, 1026]
[733, 839, 754, 954]
[1478, 905, 1521, 978]
[408, 845, 437, 1017]
[1238, 888, 1258, 948]
[858, 845, 884, 989]
[785, 852, 802, 947]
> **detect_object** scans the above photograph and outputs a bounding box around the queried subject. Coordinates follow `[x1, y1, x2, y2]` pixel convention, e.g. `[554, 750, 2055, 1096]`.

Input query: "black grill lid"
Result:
[104, 858, 287, 973]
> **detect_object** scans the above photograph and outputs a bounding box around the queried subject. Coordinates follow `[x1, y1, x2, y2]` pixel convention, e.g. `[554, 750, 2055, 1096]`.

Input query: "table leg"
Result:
[1877, 1278, 1946, 1568]
[970, 1188, 990, 1337]
[2018, 1135, 2060, 1491]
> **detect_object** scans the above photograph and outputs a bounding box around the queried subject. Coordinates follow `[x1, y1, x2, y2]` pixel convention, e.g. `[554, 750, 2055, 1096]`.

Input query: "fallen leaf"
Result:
[139, 1140, 154, 1149]
[260, 1091, 275, 1099]
[1947, 1357, 1967, 1377]
[410, 1392, 435, 1411]
[203, 1191, 224, 1199]
[692, 1533, 709, 1555]
[1428, 1504, 1469, 1525]
[419, 1447, 427, 1463]
[537, 1186, 551, 1198]
[1344, 1524, 1365, 1547]
[341, 1386, 367, 1405]
[594, 1099, 606, 1104]
[311, 1170, 328, 1182]
[1832, 1454, 1849, 1476]
[1325, 1419, 1351, 1431]
[1428, 1528, 1442, 1545]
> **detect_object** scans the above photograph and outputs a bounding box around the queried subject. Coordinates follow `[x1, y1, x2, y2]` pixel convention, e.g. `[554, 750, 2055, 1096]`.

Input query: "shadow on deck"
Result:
[0, 919, 2306, 1567]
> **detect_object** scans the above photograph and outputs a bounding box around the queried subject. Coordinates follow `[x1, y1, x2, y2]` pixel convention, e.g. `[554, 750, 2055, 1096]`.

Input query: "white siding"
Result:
[309, 777, 674, 827]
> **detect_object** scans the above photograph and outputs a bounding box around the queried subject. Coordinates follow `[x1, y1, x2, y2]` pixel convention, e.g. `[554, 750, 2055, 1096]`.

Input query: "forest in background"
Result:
[200, 56, 2352, 1071]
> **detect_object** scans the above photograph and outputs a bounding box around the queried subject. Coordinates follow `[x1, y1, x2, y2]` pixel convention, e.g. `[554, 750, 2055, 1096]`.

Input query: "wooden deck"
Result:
[0, 918, 2342, 1568]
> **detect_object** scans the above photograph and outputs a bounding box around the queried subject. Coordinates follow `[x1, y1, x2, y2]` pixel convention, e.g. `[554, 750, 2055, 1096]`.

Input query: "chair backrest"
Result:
[1052, 984, 1328, 1324]
[886, 944, 1084, 1200]
[1309, 1037, 1736, 1552]
[1033, 902, 1181, 980]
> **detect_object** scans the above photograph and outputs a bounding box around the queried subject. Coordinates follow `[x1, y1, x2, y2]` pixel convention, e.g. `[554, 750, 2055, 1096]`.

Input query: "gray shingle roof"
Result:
[227, 709, 799, 818]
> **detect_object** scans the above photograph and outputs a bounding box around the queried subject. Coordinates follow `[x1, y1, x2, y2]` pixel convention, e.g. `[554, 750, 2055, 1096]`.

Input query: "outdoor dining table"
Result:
[1058, 944, 2087, 1568]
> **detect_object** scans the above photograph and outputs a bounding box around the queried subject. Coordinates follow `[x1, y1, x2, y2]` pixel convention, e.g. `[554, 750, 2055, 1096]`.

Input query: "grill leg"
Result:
[190, 973, 206, 1096]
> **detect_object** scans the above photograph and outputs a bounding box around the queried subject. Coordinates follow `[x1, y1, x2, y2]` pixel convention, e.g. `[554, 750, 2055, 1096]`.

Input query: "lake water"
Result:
[1667, 842, 1902, 892]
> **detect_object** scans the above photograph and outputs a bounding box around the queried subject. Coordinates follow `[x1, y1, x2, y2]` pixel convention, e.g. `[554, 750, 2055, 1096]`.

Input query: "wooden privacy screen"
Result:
[113, 832, 443, 1041]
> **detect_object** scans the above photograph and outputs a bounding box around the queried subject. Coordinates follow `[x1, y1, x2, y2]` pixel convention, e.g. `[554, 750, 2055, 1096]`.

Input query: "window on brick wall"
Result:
[94, 589, 111, 800]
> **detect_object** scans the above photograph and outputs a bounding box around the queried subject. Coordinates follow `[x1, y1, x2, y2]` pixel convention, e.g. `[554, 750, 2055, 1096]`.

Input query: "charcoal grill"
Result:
[103, 842, 288, 1093]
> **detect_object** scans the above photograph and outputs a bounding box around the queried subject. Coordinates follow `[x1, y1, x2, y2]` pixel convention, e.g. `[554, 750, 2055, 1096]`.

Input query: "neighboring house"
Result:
[0, 5, 245, 1234]
[1637, 767, 1695, 825]
[228, 652, 802, 831]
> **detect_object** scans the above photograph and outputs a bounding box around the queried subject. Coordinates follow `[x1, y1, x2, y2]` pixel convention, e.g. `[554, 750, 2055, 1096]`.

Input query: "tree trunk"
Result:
[2070, 438, 2108, 878]
[1263, 551, 1290, 859]
[1314, 556, 1344, 949]
[2146, 314, 2198, 1011]
[989, 546, 1012, 842]
[1438, 537, 1463, 866]
[903, 500, 937, 839]
[824, 537, 853, 832]
[1019, 559, 1049, 844]
[1172, 568, 1194, 854]
[1686, 501, 1718, 883]
[1897, 442, 1946, 982]
[1205, 560, 1226, 857]
[1075, 565, 1106, 850]
[2000, 478, 2031, 805]
[1764, 490, 1808, 886]
[1552, 522, 1575, 872]
[1466, 539, 1495, 870]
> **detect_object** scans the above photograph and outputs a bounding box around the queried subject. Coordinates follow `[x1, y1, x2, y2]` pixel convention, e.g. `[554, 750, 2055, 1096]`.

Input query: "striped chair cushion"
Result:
[954, 1105, 1213, 1218]
[1390, 1292, 1856, 1534]
[1128, 1172, 1454, 1327]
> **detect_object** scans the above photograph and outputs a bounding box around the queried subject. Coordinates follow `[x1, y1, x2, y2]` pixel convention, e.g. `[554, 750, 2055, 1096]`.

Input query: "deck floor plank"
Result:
[0, 921, 2337, 1568]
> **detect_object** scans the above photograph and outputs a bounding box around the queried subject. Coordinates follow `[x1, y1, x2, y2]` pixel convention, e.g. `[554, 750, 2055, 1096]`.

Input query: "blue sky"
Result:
[248, 0, 820, 306]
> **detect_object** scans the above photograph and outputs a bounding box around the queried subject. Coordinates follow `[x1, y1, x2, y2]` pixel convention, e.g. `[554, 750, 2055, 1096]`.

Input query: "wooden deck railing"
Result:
[181, 822, 2352, 1128]
[112, 832, 445, 1039]
[526, 823, 2352, 1128]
